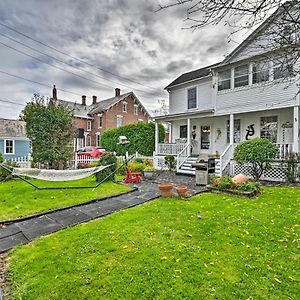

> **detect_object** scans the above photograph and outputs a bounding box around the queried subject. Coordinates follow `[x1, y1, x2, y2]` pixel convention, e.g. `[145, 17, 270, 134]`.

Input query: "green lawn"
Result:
[0, 178, 131, 221]
[5, 187, 299, 299]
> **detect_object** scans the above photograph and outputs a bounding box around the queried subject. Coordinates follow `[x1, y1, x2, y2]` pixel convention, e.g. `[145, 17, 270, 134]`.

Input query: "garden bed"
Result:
[207, 185, 260, 198]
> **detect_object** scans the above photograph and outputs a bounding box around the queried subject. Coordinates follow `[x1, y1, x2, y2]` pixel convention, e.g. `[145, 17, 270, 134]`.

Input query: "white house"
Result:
[154, 5, 300, 181]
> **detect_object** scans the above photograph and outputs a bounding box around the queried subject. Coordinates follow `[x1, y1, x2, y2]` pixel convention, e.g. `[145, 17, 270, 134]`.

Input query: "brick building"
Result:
[54, 87, 150, 149]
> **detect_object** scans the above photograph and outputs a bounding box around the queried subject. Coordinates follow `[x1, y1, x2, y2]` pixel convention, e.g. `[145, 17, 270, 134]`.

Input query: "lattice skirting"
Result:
[231, 161, 287, 182]
[153, 156, 169, 170]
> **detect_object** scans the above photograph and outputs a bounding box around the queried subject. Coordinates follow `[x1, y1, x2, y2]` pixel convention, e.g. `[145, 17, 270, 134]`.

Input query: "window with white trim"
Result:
[252, 61, 270, 84]
[134, 104, 138, 115]
[87, 120, 92, 131]
[187, 87, 197, 109]
[117, 115, 123, 128]
[218, 70, 231, 91]
[260, 116, 278, 143]
[4, 139, 14, 154]
[122, 101, 127, 113]
[226, 119, 241, 143]
[98, 114, 103, 128]
[234, 64, 249, 87]
[273, 59, 294, 80]
[96, 133, 101, 146]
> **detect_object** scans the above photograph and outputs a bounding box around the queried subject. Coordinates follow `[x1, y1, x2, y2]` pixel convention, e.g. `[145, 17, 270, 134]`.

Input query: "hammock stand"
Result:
[0, 156, 134, 190]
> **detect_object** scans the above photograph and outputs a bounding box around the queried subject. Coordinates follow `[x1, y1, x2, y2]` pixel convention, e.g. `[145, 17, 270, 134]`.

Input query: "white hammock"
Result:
[12, 165, 111, 182]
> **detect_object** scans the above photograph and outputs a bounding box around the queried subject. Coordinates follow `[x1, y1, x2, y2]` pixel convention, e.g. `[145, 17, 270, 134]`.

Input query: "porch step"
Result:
[177, 155, 196, 176]
[177, 169, 195, 175]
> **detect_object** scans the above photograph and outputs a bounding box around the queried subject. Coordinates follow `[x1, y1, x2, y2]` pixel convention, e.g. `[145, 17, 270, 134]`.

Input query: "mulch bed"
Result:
[207, 185, 260, 198]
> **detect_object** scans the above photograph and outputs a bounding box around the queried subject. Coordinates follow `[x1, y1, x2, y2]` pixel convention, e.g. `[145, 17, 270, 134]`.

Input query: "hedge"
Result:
[101, 122, 165, 156]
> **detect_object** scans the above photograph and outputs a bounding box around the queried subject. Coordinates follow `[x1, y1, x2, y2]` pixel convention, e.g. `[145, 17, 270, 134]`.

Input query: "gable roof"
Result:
[0, 118, 28, 139]
[59, 91, 151, 118]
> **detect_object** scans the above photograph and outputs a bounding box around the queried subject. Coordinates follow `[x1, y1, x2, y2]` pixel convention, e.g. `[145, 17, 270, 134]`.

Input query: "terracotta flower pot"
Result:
[176, 185, 188, 198]
[159, 183, 173, 197]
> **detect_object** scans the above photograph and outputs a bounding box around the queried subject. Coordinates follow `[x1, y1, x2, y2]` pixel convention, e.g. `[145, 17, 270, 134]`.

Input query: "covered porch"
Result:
[154, 106, 300, 176]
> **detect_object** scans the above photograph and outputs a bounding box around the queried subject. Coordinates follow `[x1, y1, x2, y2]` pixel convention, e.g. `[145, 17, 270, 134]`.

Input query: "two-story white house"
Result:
[153, 7, 300, 181]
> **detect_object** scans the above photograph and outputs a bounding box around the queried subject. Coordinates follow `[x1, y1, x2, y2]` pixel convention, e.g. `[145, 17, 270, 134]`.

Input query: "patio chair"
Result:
[124, 167, 142, 183]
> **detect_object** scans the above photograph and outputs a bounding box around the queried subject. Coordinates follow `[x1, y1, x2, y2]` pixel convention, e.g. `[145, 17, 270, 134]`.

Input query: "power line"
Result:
[0, 69, 82, 97]
[0, 21, 159, 92]
[0, 98, 25, 106]
[0, 32, 164, 97]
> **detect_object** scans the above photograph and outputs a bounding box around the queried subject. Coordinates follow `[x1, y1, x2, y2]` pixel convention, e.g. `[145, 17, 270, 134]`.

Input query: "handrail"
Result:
[176, 143, 190, 171]
[219, 144, 234, 177]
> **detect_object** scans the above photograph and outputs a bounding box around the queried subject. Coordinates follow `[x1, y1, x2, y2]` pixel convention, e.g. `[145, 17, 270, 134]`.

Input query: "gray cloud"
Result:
[0, 0, 234, 118]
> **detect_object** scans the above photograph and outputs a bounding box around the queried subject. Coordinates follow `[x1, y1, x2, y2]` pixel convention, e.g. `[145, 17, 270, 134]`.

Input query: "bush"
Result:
[0, 152, 3, 163]
[236, 182, 260, 193]
[165, 155, 176, 171]
[281, 152, 300, 183]
[95, 153, 117, 182]
[217, 176, 236, 190]
[234, 138, 278, 181]
[101, 122, 165, 156]
[0, 161, 18, 182]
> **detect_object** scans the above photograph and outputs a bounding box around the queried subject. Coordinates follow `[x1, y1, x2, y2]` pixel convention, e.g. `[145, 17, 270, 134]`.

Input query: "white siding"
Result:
[216, 81, 297, 115]
[169, 77, 213, 115]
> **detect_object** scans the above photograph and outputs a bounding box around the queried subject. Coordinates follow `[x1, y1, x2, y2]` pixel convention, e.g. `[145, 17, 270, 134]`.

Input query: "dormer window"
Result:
[187, 87, 197, 109]
[218, 70, 231, 91]
[234, 64, 249, 88]
[122, 101, 127, 113]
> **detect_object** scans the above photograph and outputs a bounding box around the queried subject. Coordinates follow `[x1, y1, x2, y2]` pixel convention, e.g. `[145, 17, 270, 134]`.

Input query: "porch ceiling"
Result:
[154, 109, 214, 122]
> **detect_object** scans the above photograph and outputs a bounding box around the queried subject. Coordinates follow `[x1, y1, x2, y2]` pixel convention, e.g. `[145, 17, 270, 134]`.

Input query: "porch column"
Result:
[293, 105, 299, 153]
[155, 122, 159, 155]
[229, 114, 234, 145]
[168, 122, 172, 143]
[187, 118, 191, 156]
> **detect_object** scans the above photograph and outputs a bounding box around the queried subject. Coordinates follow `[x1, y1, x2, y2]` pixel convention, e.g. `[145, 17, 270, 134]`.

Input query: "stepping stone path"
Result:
[0, 176, 207, 253]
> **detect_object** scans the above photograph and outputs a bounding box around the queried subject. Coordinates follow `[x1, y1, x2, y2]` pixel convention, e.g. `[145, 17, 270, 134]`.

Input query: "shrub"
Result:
[95, 153, 117, 182]
[165, 155, 176, 171]
[281, 152, 300, 183]
[217, 176, 236, 190]
[101, 122, 165, 156]
[236, 182, 260, 193]
[234, 138, 278, 181]
[0, 161, 18, 182]
[0, 152, 3, 163]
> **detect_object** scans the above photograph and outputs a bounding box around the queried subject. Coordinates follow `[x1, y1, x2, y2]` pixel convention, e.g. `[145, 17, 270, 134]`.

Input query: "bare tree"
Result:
[157, 0, 300, 89]
[153, 99, 169, 116]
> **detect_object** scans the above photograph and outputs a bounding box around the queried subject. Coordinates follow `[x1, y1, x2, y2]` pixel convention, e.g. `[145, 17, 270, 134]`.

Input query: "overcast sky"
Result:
[0, 0, 236, 119]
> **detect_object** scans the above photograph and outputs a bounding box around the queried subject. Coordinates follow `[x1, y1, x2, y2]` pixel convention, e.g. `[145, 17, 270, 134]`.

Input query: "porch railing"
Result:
[157, 143, 187, 155]
[219, 144, 234, 177]
[176, 143, 190, 172]
[275, 143, 293, 160]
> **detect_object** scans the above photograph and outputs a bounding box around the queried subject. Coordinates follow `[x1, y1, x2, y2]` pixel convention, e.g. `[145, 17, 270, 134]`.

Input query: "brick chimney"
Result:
[82, 95, 86, 106]
[92, 95, 97, 105]
[52, 85, 57, 100]
[115, 88, 121, 97]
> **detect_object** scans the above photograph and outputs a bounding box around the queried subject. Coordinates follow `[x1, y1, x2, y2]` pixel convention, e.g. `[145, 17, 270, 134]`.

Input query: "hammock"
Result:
[12, 165, 111, 182]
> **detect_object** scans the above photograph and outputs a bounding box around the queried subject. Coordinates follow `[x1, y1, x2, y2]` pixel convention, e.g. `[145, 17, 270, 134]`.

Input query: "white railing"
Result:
[72, 154, 99, 169]
[276, 143, 293, 160]
[176, 143, 190, 172]
[4, 154, 31, 168]
[219, 144, 234, 177]
[157, 143, 187, 155]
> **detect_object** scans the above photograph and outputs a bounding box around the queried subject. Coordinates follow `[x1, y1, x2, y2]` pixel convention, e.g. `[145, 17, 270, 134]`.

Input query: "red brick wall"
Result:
[90, 95, 149, 146]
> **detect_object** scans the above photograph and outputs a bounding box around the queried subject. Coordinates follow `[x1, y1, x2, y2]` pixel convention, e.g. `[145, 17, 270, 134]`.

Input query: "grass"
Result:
[5, 186, 300, 299]
[0, 177, 131, 221]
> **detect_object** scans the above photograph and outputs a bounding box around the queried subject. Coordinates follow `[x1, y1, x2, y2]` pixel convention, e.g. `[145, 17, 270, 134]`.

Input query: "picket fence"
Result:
[4, 154, 32, 168]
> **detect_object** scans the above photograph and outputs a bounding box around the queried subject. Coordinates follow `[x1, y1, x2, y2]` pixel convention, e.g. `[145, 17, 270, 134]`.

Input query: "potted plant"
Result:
[176, 185, 188, 198]
[159, 183, 173, 197]
[143, 166, 156, 179]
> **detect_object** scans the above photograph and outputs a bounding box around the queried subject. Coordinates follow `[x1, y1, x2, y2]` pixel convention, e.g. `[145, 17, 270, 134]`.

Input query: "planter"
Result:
[176, 185, 188, 198]
[144, 170, 155, 179]
[159, 183, 173, 197]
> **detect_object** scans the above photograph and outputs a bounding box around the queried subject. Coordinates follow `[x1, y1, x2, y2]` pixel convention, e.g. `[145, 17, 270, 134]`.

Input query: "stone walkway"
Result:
[0, 175, 207, 254]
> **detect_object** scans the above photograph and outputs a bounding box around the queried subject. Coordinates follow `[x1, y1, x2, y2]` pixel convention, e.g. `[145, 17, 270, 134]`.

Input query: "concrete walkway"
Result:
[0, 188, 160, 253]
[0, 175, 207, 253]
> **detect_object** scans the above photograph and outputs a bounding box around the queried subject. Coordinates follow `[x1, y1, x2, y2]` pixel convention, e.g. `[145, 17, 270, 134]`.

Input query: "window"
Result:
[86, 135, 91, 147]
[187, 87, 197, 109]
[200, 126, 210, 149]
[252, 61, 270, 84]
[179, 125, 187, 139]
[218, 70, 231, 91]
[273, 60, 294, 80]
[98, 114, 102, 128]
[134, 104, 138, 115]
[122, 101, 127, 113]
[96, 133, 101, 147]
[234, 64, 249, 87]
[4, 139, 14, 154]
[226, 119, 241, 143]
[260, 116, 278, 143]
[117, 115, 123, 128]
[87, 120, 92, 131]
